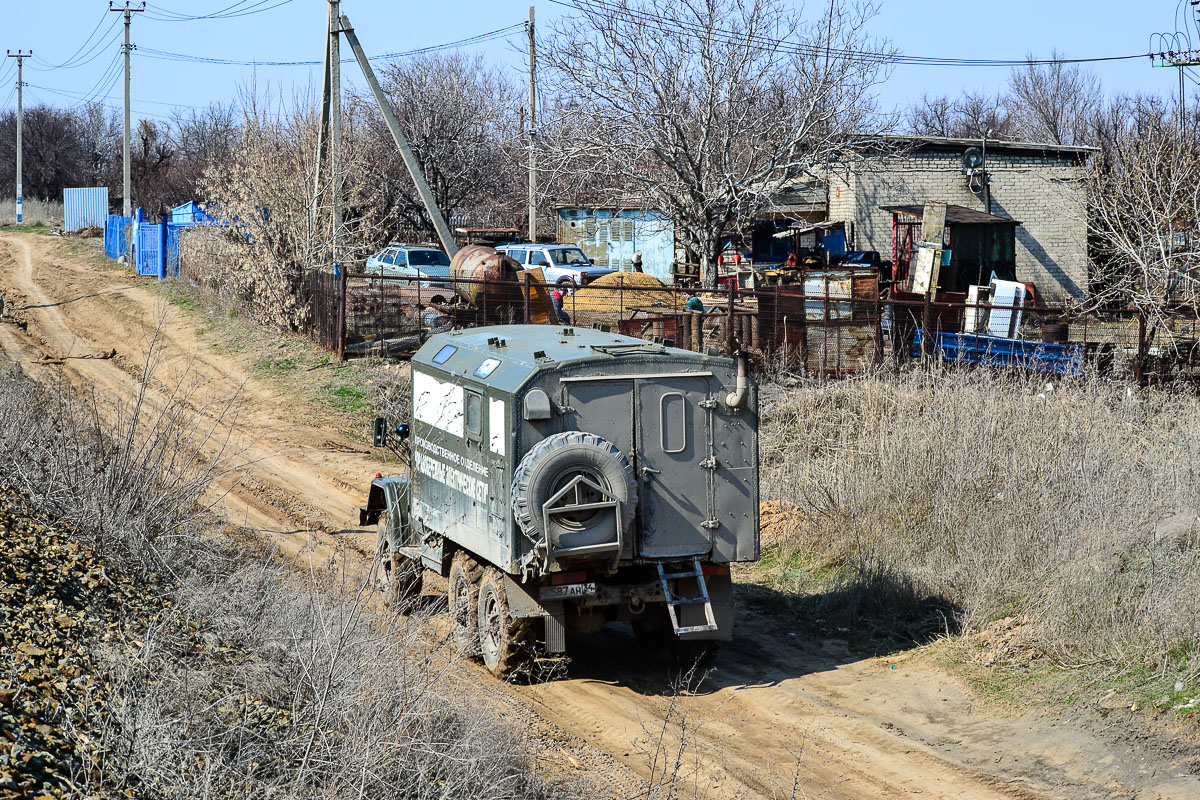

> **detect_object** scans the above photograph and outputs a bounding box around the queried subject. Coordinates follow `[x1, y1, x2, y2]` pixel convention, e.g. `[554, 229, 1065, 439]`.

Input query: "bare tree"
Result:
[1088, 118, 1200, 346]
[905, 91, 1014, 139]
[541, 0, 893, 287]
[76, 102, 122, 189]
[355, 51, 520, 237]
[1007, 51, 1101, 146]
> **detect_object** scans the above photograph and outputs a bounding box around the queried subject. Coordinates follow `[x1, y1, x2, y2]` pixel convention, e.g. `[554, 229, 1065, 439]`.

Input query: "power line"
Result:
[549, 0, 1152, 68]
[143, 0, 297, 21]
[137, 23, 525, 67]
[30, 9, 117, 70]
[31, 26, 123, 73]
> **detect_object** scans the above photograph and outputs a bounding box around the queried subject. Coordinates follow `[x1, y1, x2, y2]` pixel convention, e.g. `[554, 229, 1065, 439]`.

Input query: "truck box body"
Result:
[409, 325, 759, 578]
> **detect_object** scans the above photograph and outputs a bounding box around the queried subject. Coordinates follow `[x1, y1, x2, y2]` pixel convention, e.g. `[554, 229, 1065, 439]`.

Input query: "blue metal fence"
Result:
[165, 223, 185, 278]
[64, 188, 109, 232]
[135, 219, 162, 277]
[104, 215, 130, 260]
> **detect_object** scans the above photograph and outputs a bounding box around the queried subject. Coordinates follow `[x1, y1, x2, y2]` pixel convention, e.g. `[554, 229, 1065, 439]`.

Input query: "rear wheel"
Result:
[448, 551, 482, 656]
[377, 519, 422, 610]
[477, 568, 536, 678]
[668, 639, 719, 670]
[556, 276, 577, 291]
[631, 612, 671, 650]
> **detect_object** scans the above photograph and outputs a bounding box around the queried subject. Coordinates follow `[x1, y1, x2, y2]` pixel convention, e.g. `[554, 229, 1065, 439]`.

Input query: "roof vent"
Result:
[533, 350, 553, 363]
[487, 336, 507, 348]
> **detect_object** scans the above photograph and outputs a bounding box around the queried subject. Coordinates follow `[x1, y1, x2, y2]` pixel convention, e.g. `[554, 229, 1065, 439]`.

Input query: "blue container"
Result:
[914, 331, 1085, 377]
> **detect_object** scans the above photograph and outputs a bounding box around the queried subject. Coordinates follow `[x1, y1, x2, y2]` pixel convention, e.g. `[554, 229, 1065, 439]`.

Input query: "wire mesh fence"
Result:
[176, 257, 1197, 385]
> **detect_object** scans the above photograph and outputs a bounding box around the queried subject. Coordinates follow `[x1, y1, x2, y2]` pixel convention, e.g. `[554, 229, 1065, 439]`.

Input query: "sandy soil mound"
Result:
[565, 272, 679, 316]
[759, 499, 809, 548]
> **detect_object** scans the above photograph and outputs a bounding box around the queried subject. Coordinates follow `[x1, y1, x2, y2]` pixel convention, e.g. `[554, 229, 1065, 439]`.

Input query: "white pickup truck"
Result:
[495, 244, 617, 288]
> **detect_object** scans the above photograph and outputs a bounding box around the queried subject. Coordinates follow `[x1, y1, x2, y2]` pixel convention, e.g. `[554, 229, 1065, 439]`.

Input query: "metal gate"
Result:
[135, 222, 161, 276]
[104, 215, 130, 261]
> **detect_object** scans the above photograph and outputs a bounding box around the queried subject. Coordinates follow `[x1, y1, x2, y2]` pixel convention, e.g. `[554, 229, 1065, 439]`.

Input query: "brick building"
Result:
[826, 135, 1093, 300]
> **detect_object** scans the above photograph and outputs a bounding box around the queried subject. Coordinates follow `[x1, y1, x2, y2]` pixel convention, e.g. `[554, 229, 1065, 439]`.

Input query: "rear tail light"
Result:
[701, 564, 730, 577]
[551, 570, 589, 585]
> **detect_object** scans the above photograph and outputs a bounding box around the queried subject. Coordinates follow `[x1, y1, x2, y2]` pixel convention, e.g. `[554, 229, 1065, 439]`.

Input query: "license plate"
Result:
[540, 582, 597, 601]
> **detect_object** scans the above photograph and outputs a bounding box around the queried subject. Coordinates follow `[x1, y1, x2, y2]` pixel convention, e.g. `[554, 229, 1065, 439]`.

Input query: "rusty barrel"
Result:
[449, 246, 524, 319]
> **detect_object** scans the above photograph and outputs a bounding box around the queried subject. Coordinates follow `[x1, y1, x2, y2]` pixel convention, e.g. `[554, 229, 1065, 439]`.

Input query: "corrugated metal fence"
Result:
[63, 188, 109, 232]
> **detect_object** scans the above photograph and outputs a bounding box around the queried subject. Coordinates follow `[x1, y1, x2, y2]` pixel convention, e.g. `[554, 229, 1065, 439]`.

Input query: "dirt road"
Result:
[1, 231, 1195, 800]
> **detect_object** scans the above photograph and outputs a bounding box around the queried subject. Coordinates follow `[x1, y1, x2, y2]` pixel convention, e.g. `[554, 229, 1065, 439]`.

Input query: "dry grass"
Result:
[759, 367, 1200, 687]
[0, 197, 64, 227]
[0, 344, 579, 799]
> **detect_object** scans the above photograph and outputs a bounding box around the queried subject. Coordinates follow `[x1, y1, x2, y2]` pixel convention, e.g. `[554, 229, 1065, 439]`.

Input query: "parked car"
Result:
[496, 244, 616, 288]
[836, 250, 886, 268]
[365, 243, 453, 277]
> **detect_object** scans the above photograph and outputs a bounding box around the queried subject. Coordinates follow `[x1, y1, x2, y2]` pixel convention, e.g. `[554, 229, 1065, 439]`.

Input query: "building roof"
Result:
[868, 133, 1096, 156]
[881, 204, 1022, 226]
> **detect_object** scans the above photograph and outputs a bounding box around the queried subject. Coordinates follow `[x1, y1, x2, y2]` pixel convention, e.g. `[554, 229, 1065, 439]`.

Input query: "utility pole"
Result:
[339, 13, 457, 257]
[328, 0, 342, 270]
[6, 50, 30, 225]
[527, 5, 536, 243]
[110, 2, 143, 217]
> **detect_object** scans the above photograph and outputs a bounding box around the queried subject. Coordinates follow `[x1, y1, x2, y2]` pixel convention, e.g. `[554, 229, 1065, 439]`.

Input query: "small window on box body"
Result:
[465, 391, 482, 437]
[432, 344, 457, 364]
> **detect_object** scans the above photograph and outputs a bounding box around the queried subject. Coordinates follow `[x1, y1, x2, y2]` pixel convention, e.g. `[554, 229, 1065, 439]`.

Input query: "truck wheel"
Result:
[448, 550, 482, 656]
[511, 431, 638, 554]
[668, 639, 719, 669]
[377, 520, 423, 610]
[631, 612, 671, 649]
[556, 277, 577, 291]
[476, 567, 536, 678]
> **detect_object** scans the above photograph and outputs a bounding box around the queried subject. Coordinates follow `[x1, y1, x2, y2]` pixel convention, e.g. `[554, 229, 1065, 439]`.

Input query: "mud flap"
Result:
[500, 575, 567, 655]
[676, 571, 733, 642]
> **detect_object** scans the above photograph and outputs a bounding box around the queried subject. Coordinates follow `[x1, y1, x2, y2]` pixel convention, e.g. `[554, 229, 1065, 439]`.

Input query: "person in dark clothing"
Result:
[551, 289, 571, 324]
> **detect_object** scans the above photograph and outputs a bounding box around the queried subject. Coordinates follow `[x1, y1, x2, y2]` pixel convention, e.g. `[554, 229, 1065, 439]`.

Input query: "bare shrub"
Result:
[0, 324, 243, 577]
[760, 368, 1200, 683]
[0, 342, 580, 799]
[86, 556, 573, 799]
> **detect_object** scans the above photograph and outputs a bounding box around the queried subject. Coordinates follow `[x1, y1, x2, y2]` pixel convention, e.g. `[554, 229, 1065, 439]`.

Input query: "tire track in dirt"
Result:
[2, 232, 1197, 800]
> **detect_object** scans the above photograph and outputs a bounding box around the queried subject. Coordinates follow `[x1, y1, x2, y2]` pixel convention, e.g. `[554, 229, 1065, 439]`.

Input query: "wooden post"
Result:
[921, 290, 933, 364]
[522, 272, 531, 324]
[337, 266, 347, 361]
[691, 310, 702, 352]
[1136, 308, 1147, 384]
[725, 281, 736, 355]
[873, 290, 884, 365]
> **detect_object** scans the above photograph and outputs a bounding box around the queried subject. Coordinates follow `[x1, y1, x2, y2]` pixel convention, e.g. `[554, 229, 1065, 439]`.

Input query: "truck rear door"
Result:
[635, 376, 714, 558]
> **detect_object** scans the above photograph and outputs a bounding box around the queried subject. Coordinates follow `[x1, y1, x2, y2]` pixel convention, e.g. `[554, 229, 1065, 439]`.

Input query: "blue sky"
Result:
[0, 0, 1194, 125]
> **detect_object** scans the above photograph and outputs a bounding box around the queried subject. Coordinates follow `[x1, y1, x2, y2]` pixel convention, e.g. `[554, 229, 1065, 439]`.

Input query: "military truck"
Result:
[359, 323, 759, 676]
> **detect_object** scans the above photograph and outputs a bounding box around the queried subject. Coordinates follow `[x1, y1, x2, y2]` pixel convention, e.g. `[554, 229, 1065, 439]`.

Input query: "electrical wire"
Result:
[549, 0, 1152, 68]
[143, 0, 296, 22]
[31, 26, 123, 73]
[30, 10, 118, 71]
[137, 23, 525, 67]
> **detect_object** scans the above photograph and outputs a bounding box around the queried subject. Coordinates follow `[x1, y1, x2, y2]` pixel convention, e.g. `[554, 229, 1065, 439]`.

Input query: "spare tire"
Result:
[512, 431, 638, 555]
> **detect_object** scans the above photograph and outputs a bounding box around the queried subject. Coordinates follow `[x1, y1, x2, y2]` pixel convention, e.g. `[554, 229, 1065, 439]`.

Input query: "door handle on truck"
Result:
[641, 466, 661, 479]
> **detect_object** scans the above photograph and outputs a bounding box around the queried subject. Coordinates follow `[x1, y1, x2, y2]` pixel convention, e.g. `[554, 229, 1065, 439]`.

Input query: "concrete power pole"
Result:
[110, 2, 143, 217]
[329, 0, 342, 270]
[339, 13, 457, 257]
[6, 50, 30, 224]
[527, 5, 536, 243]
